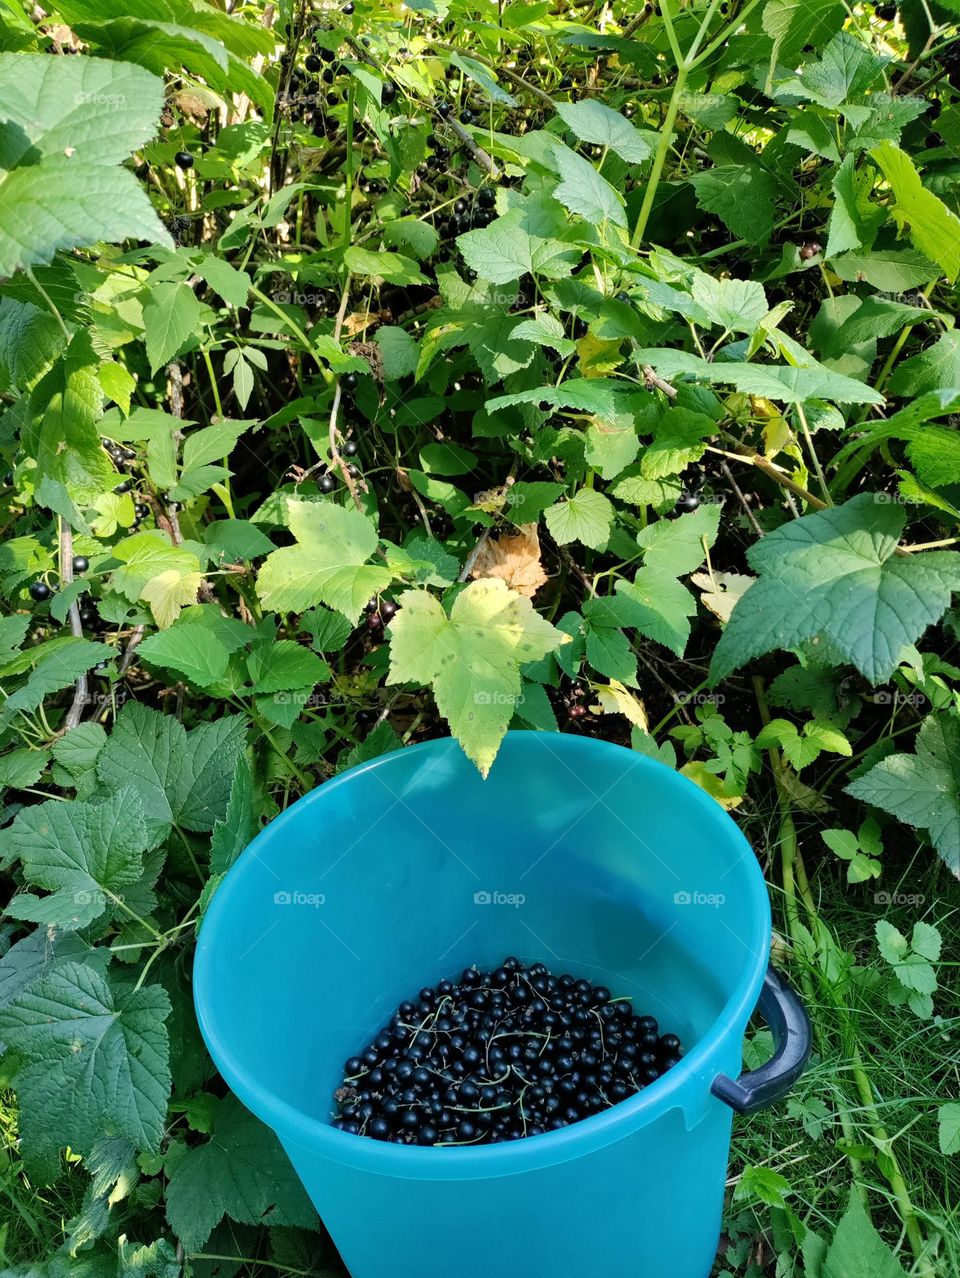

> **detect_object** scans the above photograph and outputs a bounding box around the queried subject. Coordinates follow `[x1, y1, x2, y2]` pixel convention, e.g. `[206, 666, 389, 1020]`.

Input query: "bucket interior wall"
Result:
[197, 735, 768, 1130]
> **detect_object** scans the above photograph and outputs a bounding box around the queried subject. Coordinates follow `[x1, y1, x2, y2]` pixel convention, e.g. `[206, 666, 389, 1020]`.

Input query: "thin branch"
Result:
[118, 625, 146, 677]
[59, 519, 87, 733]
[328, 275, 365, 512]
[442, 116, 499, 179]
[719, 459, 764, 537]
[642, 365, 679, 399]
[458, 529, 493, 582]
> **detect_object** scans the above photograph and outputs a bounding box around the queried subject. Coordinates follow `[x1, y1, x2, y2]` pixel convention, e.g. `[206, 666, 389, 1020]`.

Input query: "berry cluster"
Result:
[363, 595, 397, 633]
[332, 958, 683, 1146]
[435, 185, 496, 241]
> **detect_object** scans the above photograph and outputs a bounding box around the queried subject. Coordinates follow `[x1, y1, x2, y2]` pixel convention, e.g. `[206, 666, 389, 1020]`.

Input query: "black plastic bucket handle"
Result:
[711, 965, 812, 1115]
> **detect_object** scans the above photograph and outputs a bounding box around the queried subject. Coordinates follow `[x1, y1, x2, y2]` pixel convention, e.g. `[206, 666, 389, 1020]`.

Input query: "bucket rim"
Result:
[194, 731, 771, 1175]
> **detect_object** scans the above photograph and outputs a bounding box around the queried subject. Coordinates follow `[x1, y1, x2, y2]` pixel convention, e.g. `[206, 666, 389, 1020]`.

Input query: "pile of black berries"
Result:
[332, 957, 683, 1146]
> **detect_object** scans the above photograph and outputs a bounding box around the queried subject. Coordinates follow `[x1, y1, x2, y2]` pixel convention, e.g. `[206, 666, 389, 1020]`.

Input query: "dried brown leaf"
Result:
[469, 523, 548, 598]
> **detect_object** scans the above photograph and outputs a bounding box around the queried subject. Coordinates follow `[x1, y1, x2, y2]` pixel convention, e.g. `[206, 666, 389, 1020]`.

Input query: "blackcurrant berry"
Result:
[114, 479, 132, 494]
[381, 80, 397, 105]
[343, 371, 358, 390]
[343, 1, 355, 10]
[675, 491, 700, 514]
[343, 439, 358, 456]
[461, 108, 474, 125]
[320, 473, 337, 493]
[28, 580, 51, 602]
[72, 555, 89, 574]
[174, 150, 194, 170]
[437, 101, 452, 119]
[379, 599, 398, 621]
[305, 53, 322, 72]
[477, 186, 496, 208]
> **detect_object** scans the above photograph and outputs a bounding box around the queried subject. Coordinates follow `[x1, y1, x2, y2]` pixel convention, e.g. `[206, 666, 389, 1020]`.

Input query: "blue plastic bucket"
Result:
[194, 733, 809, 1278]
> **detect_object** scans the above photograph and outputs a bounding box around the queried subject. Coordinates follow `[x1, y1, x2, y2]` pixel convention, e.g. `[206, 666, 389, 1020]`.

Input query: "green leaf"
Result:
[887, 332, 960, 398]
[555, 99, 651, 163]
[614, 566, 697, 657]
[781, 32, 886, 107]
[303, 606, 354, 652]
[690, 165, 776, 241]
[386, 578, 569, 775]
[0, 747, 49, 791]
[584, 413, 638, 480]
[829, 296, 931, 351]
[32, 329, 114, 504]
[256, 500, 393, 622]
[823, 1193, 908, 1278]
[822, 828, 860, 860]
[137, 625, 233, 689]
[582, 601, 637, 685]
[938, 1103, 960, 1156]
[632, 348, 884, 405]
[456, 210, 579, 285]
[96, 702, 247, 839]
[636, 503, 721, 576]
[52, 721, 107, 791]
[755, 717, 850, 769]
[689, 274, 768, 334]
[871, 142, 960, 282]
[375, 325, 420, 379]
[846, 713, 960, 876]
[182, 418, 252, 471]
[711, 494, 960, 685]
[552, 142, 627, 228]
[382, 217, 440, 260]
[142, 281, 205, 374]
[510, 313, 576, 357]
[826, 154, 879, 257]
[449, 52, 517, 105]
[195, 253, 250, 307]
[111, 532, 203, 629]
[505, 481, 566, 524]
[343, 246, 426, 286]
[0, 296, 66, 393]
[6, 787, 149, 932]
[247, 639, 326, 693]
[544, 489, 614, 550]
[0, 53, 171, 277]
[640, 407, 716, 479]
[203, 518, 276, 563]
[165, 1095, 317, 1250]
[1, 637, 113, 725]
[487, 377, 628, 422]
[210, 756, 257, 876]
[733, 1165, 793, 1207]
[829, 247, 938, 291]
[419, 442, 477, 476]
[0, 962, 170, 1161]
